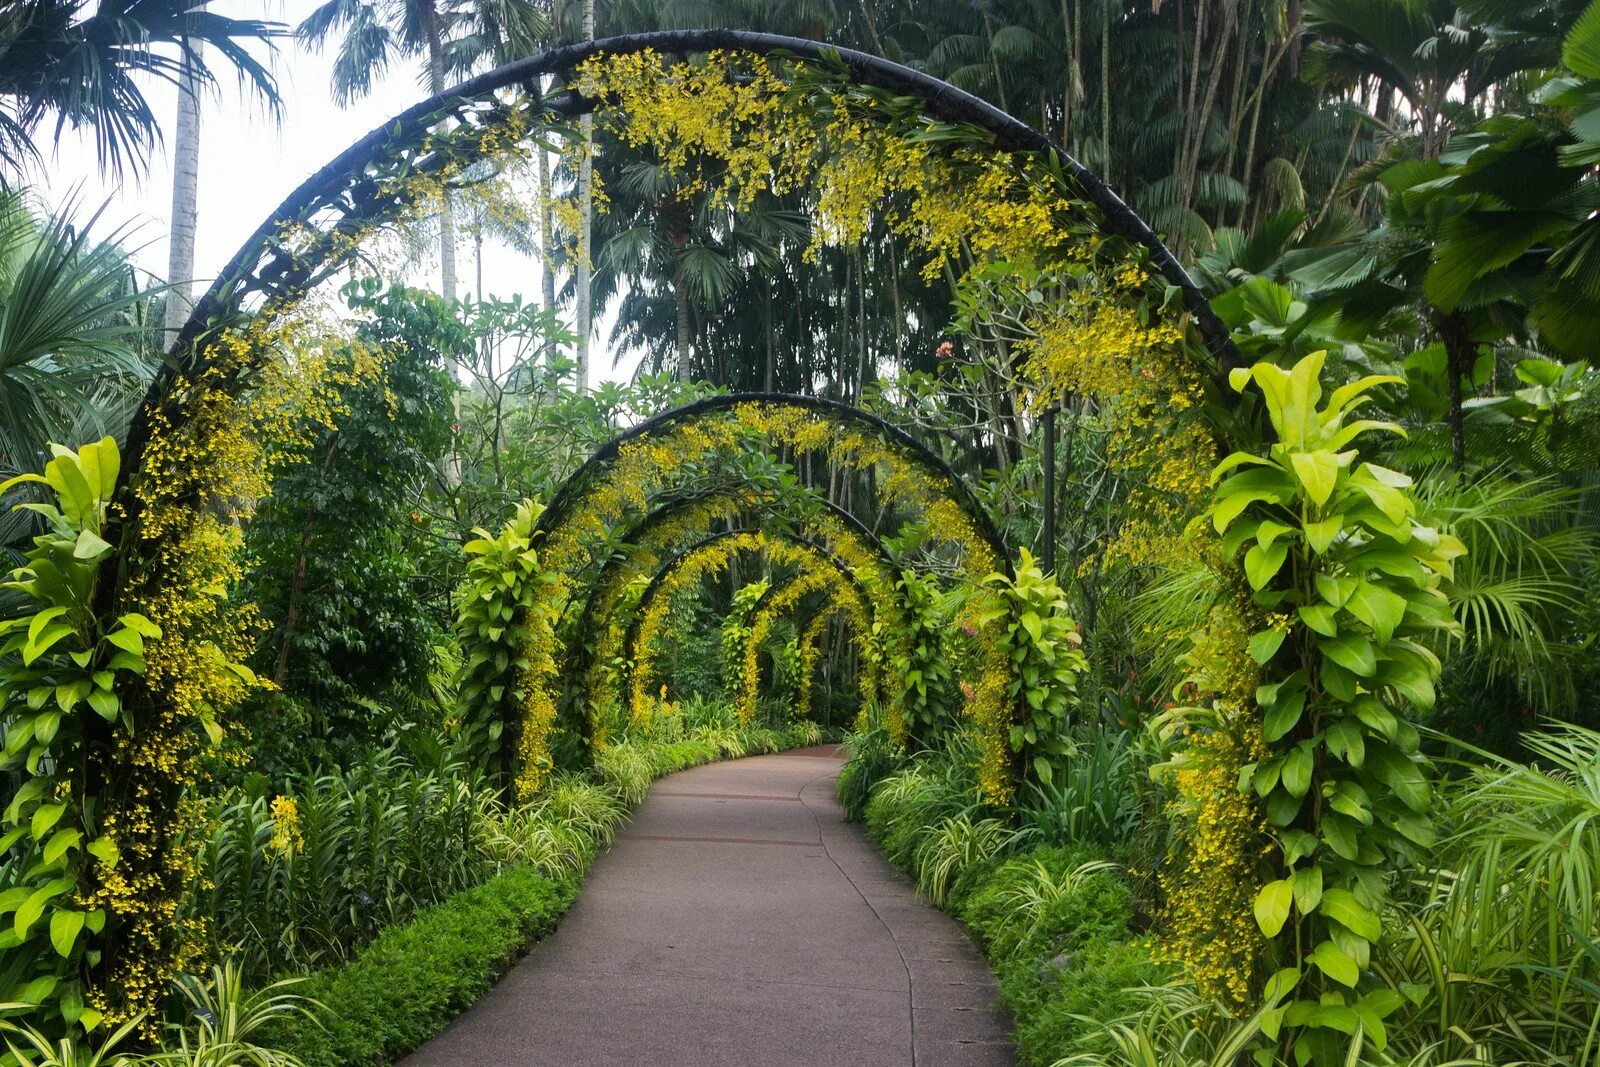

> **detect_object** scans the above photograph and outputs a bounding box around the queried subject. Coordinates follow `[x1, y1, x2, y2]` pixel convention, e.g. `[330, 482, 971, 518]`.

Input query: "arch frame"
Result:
[535, 391, 1010, 578]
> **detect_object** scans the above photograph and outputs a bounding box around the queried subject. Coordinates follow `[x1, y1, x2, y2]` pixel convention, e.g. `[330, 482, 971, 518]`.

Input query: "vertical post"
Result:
[1041, 406, 1057, 574]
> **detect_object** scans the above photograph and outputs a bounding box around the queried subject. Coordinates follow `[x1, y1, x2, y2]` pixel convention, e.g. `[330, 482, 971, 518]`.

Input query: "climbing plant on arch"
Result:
[620, 528, 875, 730]
[526, 393, 1018, 789]
[563, 484, 896, 744]
[737, 567, 874, 727]
[29, 28, 1247, 1027]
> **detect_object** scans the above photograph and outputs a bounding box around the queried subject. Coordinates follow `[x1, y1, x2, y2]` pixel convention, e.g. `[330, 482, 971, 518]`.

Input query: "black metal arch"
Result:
[569, 486, 891, 658]
[536, 391, 1009, 575]
[163, 30, 1235, 363]
[563, 485, 894, 716]
[117, 29, 1243, 550]
[741, 564, 874, 708]
[620, 526, 872, 708]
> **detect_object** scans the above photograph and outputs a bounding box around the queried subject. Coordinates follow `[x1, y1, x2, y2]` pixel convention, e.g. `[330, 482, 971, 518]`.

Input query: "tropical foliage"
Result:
[2, 1, 1599, 1065]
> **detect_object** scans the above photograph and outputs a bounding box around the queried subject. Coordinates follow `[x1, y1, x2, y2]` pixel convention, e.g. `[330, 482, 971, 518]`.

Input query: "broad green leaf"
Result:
[1263, 689, 1307, 743]
[1245, 541, 1289, 590]
[104, 628, 143, 656]
[1249, 628, 1287, 664]
[43, 829, 80, 865]
[1298, 605, 1338, 637]
[1293, 866, 1324, 915]
[117, 614, 162, 639]
[73, 529, 113, 560]
[1254, 877, 1294, 937]
[1367, 745, 1432, 813]
[1322, 814, 1361, 861]
[26, 607, 66, 646]
[86, 689, 119, 722]
[1290, 451, 1340, 507]
[1351, 696, 1398, 739]
[1314, 574, 1356, 607]
[1282, 742, 1314, 797]
[1304, 517, 1342, 554]
[1320, 633, 1376, 677]
[1310, 941, 1361, 988]
[1379, 663, 1436, 711]
[49, 909, 83, 958]
[1346, 581, 1407, 644]
[1033, 756, 1053, 786]
[1320, 887, 1382, 942]
[1326, 719, 1366, 767]
[31, 803, 64, 840]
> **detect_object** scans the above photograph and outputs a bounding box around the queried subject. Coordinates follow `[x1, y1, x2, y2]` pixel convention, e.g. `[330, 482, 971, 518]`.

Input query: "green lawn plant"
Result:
[0, 439, 163, 1035]
[1211, 351, 1464, 1065]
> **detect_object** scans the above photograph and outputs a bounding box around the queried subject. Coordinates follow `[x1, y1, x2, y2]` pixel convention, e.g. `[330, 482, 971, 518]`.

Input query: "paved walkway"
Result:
[404, 746, 1013, 1066]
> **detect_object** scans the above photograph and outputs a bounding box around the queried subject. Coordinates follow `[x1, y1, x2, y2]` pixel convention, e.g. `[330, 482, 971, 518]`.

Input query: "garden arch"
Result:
[621, 527, 875, 727]
[564, 487, 895, 716]
[76, 30, 1247, 1018]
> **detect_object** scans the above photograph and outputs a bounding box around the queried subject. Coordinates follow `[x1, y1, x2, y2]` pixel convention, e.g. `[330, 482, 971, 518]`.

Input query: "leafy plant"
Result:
[453, 500, 560, 795]
[1212, 352, 1464, 1064]
[979, 549, 1088, 787]
[0, 439, 165, 1033]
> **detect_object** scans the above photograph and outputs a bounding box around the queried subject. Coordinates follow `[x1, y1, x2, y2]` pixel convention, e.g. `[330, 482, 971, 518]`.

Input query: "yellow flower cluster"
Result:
[1155, 712, 1269, 1010]
[738, 564, 863, 722]
[1154, 590, 1269, 1009]
[90, 313, 380, 1023]
[955, 592, 1016, 804]
[576, 50, 1080, 280]
[268, 796, 303, 857]
[629, 532, 826, 725]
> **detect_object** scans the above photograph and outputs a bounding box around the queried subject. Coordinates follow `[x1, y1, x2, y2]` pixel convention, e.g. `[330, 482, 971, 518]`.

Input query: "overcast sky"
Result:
[37, 0, 636, 386]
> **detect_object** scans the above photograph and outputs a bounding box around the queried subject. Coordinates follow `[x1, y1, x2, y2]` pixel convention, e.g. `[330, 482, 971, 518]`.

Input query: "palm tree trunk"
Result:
[1101, 0, 1112, 183]
[420, 0, 456, 298]
[539, 139, 556, 316]
[1438, 310, 1472, 470]
[575, 0, 596, 392]
[164, 30, 203, 341]
[675, 253, 692, 379]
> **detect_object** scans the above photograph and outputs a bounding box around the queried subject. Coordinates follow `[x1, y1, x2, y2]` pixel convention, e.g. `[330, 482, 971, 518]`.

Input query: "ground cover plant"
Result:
[2, 2, 1600, 1065]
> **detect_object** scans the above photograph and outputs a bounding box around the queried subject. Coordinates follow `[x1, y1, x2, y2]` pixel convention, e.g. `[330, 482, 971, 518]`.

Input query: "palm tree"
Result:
[298, 0, 464, 297]
[164, 17, 204, 340]
[574, 0, 595, 391]
[0, 0, 282, 182]
[0, 191, 154, 480]
[1302, 0, 1512, 158]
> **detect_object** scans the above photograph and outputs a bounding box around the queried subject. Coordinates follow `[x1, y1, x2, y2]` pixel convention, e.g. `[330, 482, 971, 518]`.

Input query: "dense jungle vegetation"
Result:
[0, 0, 1598, 1064]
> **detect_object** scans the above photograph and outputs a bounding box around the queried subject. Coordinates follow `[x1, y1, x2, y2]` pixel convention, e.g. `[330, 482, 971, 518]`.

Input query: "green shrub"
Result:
[956, 846, 1115, 960]
[1009, 938, 1166, 1064]
[269, 868, 577, 1067]
[955, 847, 1164, 1065]
[835, 725, 902, 822]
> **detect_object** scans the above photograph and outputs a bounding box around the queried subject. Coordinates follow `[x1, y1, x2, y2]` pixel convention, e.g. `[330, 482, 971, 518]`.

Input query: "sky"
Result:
[37, 0, 637, 387]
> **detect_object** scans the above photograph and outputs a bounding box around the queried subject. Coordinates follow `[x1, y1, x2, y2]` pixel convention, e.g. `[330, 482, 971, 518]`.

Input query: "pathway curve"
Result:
[404, 745, 1014, 1066]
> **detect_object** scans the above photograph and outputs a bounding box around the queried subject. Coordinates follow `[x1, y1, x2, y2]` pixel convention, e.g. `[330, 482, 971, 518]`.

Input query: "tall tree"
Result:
[163, 21, 203, 340]
[575, 0, 595, 390]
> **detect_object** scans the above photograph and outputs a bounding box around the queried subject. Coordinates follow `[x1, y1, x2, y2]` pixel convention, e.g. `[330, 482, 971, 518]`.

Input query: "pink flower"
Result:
[936, 341, 955, 359]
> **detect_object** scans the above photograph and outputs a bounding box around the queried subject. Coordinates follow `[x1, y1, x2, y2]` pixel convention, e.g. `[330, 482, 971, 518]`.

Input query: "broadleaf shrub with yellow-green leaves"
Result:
[453, 500, 561, 799]
[0, 440, 166, 1033]
[977, 550, 1088, 787]
[1212, 352, 1463, 1065]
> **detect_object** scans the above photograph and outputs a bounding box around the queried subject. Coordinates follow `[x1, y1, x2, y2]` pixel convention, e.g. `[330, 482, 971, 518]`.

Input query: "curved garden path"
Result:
[403, 745, 1014, 1066]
